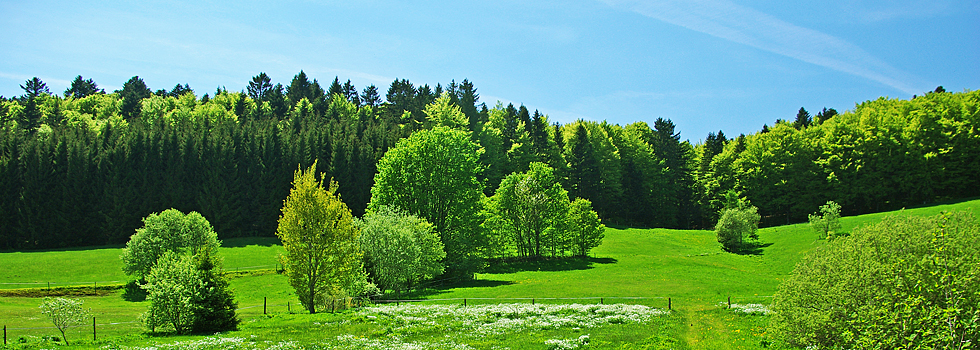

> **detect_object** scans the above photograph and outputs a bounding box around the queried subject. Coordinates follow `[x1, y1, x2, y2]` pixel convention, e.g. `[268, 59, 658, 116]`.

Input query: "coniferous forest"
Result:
[0, 73, 977, 250]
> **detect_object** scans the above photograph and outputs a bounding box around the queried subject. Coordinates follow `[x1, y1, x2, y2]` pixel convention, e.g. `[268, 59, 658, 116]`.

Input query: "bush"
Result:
[359, 206, 445, 293]
[770, 212, 980, 349]
[715, 205, 760, 252]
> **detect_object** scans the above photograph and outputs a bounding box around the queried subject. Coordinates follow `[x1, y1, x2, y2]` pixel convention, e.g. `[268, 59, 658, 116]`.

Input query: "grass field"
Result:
[1, 199, 978, 349]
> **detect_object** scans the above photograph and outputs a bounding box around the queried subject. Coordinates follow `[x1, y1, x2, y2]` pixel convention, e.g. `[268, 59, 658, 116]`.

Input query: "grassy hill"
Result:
[1, 199, 977, 349]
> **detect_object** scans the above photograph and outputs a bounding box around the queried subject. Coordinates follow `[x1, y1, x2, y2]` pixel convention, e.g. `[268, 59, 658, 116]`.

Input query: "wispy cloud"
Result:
[602, 0, 928, 95]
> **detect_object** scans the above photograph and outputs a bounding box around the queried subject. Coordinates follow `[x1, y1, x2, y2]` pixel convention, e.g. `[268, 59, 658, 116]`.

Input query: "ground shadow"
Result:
[383, 279, 515, 300]
[221, 236, 281, 247]
[483, 256, 618, 274]
[726, 241, 774, 255]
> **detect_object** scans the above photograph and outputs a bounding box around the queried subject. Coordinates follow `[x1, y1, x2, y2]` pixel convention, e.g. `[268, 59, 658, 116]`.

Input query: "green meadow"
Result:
[1, 199, 978, 349]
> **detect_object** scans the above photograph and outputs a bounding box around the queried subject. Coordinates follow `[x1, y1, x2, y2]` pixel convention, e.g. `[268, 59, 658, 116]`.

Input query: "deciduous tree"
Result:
[369, 127, 486, 278]
[359, 206, 444, 293]
[277, 162, 363, 313]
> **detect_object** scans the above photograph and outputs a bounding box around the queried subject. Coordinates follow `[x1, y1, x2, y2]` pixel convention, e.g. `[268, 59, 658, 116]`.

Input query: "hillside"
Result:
[0, 198, 978, 348]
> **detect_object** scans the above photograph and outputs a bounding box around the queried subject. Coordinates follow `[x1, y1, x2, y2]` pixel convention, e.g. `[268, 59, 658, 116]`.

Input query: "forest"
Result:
[0, 73, 977, 251]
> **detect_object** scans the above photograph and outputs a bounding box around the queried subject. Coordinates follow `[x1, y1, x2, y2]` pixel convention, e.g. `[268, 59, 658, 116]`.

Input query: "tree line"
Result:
[0, 73, 977, 250]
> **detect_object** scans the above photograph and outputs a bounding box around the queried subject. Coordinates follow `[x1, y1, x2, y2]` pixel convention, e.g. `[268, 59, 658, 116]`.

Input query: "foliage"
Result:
[715, 205, 760, 252]
[567, 198, 605, 257]
[808, 200, 843, 239]
[276, 162, 363, 313]
[120, 209, 221, 281]
[128, 209, 238, 334]
[770, 212, 980, 349]
[141, 252, 200, 334]
[1, 74, 978, 253]
[358, 206, 445, 293]
[487, 162, 570, 258]
[369, 126, 486, 278]
[38, 297, 90, 345]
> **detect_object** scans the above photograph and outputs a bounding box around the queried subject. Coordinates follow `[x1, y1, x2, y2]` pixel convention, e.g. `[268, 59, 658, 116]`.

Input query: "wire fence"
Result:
[2, 294, 775, 344]
[0, 265, 280, 291]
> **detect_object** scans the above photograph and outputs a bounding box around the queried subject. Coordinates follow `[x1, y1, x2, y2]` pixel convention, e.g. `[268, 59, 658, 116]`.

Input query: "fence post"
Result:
[264, 297, 267, 314]
[727, 296, 731, 309]
[600, 297, 604, 305]
[332, 299, 335, 312]
[464, 298, 467, 307]
[93, 316, 96, 341]
[532, 298, 535, 305]
[4, 324, 7, 345]
[668, 297, 671, 310]
[288, 302, 290, 313]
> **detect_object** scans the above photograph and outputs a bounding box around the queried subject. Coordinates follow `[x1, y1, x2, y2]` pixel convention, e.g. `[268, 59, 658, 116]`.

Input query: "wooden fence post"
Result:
[668, 297, 671, 310]
[463, 298, 467, 307]
[93, 316, 96, 341]
[600, 297, 604, 305]
[532, 298, 535, 305]
[288, 302, 290, 313]
[727, 296, 731, 309]
[4, 324, 7, 345]
[264, 297, 267, 314]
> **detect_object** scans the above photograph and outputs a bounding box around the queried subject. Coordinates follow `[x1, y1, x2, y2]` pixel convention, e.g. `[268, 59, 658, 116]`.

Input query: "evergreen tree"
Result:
[119, 76, 152, 120]
[342, 79, 360, 106]
[567, 124, 601, 203]
[287, 71, 313, 106]
[64, 75, 101, 98]
[360, 85, 381, 107]
[793, 107, 811, 129]
[247, 72, 273, 102]
[20, 77, 49, 98]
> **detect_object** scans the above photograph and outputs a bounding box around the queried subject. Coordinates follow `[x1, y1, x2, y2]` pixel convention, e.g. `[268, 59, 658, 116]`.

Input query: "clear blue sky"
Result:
[2, 0, 977, 142]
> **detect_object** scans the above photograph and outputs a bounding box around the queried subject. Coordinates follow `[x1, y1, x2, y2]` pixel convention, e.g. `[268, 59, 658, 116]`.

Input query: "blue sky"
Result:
[2, 0, 977, 142]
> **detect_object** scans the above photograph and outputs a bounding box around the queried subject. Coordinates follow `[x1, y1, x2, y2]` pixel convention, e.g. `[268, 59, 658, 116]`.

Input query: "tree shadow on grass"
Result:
[726, 241, 774, 255]
[384, 279, 515, 300]
[483, 256, 618, 274]
[221, 236, 281, 247]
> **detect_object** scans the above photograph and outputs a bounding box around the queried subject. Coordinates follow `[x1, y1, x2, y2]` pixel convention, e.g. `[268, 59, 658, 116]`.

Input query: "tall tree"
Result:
[793, 107, 811, 129]
[567, 123, 601, 204]
[247, 72, 273, 102]
[276, 163, 363, 314]
[360, 85, 381, 107]
[369, 127, 486, 278]
[287, 70, 313, 106]
[21, 77, 49, 98]
[119, 76, 152, 120]
[64, 75, 101, 98]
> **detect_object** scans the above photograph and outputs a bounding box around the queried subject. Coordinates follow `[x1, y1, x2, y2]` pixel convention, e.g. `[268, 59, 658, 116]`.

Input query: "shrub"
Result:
[770, 212, 980, 349]
[359, 206, 445, 293]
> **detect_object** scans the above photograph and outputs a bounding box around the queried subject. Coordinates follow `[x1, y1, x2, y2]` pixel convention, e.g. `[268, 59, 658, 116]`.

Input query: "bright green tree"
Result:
[359, 206, 445, 293]
[567, 198, 605, 257]
[771, 212, 980, 349]
[141, 252, 200, 334]
[808, 200, 843, 239]
[369, 127, 486, 278]
[121, 209, 220, 282]
[38, 297, 90, 345]
[715, 204, 760, 252]
[424, 91, 468, 129]
[277, 162, 363, 313]
[488, 162, 569, 258]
